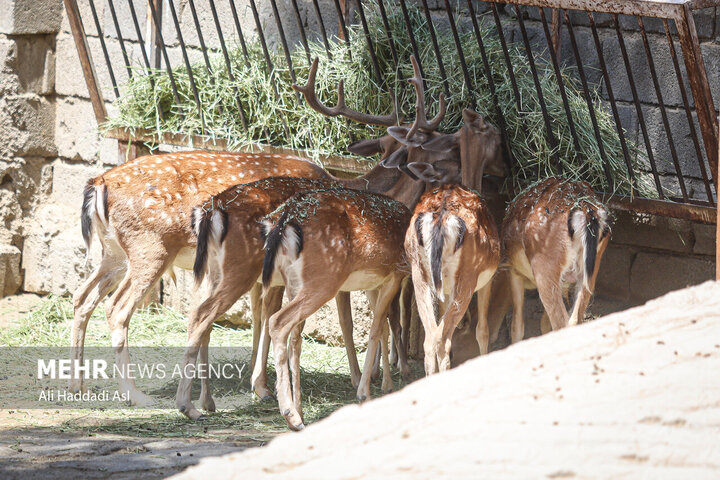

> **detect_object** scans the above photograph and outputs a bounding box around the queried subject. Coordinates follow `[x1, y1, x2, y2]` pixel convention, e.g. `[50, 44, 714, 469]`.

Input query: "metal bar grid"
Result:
[63, 0, 718, 221]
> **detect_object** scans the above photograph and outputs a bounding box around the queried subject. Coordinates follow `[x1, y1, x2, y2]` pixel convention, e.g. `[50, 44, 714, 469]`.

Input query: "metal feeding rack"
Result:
[63, 0, 720, 274]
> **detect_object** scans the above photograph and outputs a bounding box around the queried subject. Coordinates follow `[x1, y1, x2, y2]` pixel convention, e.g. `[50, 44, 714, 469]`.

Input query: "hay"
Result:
[105, 3, 653, 197]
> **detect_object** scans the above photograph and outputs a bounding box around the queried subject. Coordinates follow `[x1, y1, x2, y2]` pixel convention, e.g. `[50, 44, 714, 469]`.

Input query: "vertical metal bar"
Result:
[419, 0, 451, 98]
[332, 0, 351, 50]
[538, 8, 582, 163]
[467, 0, 515, 177]
[376, 0, 399, 71]
[167, 0, 204, 124]
[355, 0, 384, 86]
[145, 0, 163, 69]
[564, 10, 613, 189]
[290, 0, 312, 65]
[87, 0, 119, 99]
[613, 13, 664, 198]
[398, 0, 425, 84]
[228, 0, 252, 67]
[127, 0, 152, 72]
[442, 0, 475, 109]
[248, 0, 276, 74]
[515, 5, 560, 166]
[638, 16, 687, 201]
[268, 0, 299, 88]
[664, 18, 714, 205]
[676, 4, 718, 189]
[188, 0, 214, 75]
[588, 12, 635, 195]
[147, 0, 182, 107]
[208, 0, 248, 130]
[491, 3, 522, 113]
[107, 0, 133, 80]
[63, 0, 107, 124]
[127, 0, 164, 122]
[311, 0, 332, 59]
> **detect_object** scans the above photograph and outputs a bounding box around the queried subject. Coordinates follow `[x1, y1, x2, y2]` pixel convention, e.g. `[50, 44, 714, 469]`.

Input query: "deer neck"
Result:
[332, 163, 426, 209]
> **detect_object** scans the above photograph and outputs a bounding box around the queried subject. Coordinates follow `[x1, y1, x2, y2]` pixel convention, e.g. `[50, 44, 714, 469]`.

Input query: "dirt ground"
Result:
[0, 292, 629, 479]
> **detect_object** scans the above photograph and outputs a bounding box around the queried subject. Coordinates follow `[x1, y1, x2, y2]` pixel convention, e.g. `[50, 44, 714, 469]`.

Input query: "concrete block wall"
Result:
[0, 1, 716, 313]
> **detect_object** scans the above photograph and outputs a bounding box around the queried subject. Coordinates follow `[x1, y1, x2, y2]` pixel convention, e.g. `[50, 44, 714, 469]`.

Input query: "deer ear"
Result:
[380, 147, 408, 168]
[387, 126, 429, 147]
[419, 133, 458, 153]
[347, 138, 384, 157]
[407, 162, 444, 183]
[462, 108, 480, 124]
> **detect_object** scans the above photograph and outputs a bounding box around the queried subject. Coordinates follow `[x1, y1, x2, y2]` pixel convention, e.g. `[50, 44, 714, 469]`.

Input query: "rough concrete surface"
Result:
[174, 282, 720, 480]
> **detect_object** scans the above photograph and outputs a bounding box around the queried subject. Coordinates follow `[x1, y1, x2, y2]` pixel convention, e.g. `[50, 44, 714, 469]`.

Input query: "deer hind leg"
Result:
[364, 290, 382, 382]
[198, 330, 216, 413]
[534, 270, 569, 331]
[475, 282, 493, 355]
[399, 277, 412, 372]
[387, 293, 410, 380]
[269, 285, 337, 431]
[249, 283, 262, 371]
[509, 271, 526, 344]
[357, 275, 402, 402]
[251, 285, 283, 401]
[437, 280, 475, 373]
[335, 291, 361, 389]
[70, 248, 125, 394]
[540, 312, 552, 334]
[411, 264, 439, 376]
[176, 275, 250, 420]
[487, 271, 512, 345]
[289, 320, 305, 419]
[106, 255, 170, 407]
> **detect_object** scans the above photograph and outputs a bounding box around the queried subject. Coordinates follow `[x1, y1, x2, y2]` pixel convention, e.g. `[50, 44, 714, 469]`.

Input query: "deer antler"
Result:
[293, 58, 401, 127]
[406, 55, 446, 139]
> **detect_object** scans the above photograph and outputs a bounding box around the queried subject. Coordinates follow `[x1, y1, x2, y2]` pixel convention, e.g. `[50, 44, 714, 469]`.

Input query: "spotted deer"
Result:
[260, 187, 411, 430]
[72, 92, 409, 404]
[501, 177, 611, 341]
[405, 184, 500, 375]
[172, 176, 346, 419]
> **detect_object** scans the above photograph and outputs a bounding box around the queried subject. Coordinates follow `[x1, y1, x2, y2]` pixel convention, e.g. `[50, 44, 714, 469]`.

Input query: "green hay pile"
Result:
[105, 3, 653, 197]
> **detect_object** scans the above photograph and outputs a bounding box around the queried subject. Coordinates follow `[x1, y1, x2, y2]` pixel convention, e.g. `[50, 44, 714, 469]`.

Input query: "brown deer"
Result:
[260, 187, 411, 430]
[405, 184, 500, 375]
[71, 88, 410, 404]
[501, 177, 611, 342]
[174, 176, 343, 419]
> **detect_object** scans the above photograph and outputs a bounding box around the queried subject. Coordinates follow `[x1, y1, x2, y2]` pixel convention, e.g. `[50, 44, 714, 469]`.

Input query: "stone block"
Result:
[630, 252, 714, 301]
[693, 223, 716, 256]
[0, 94, 56, 157]
[611, 211, 693, 253]
[0, 243, 21, 297]
[51, 160, 105, 210]
[55, 32, 137, 100]
[54, 96, 103, 161]
[0, 0, 62, 34]
[60, 0, 102, 37]
[5, 34, 55, 95]
[595, 244, 633, 301]
[22, 202, 101, 295]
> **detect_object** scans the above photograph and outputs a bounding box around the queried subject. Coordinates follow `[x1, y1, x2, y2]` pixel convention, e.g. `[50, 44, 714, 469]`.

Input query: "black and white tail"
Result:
[80, 181, 109, 261]
[568, 204, 610, 291]
[415, 211, 466, 300]
[261, 210, 303, 290]
[192, 207, 228, 284]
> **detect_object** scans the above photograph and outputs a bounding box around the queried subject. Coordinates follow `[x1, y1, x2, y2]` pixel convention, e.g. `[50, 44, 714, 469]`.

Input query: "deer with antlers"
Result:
[260, 186, 410, 430]
[501, 177, 611, 341]
[405, 184, 500, 375]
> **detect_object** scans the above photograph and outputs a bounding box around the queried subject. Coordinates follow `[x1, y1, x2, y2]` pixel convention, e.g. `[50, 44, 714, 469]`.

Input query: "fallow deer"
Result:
[405, 184, 500, 375]
[174, 176, 343, 419]
[501, 177, 611, 341]
[72, 89, 408, 404]
[261, 187, 411, 430]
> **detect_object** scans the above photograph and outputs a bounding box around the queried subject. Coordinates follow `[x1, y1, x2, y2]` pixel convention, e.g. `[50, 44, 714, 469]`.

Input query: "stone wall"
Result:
[0, 0, 716, 311]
